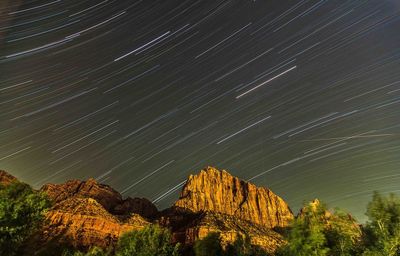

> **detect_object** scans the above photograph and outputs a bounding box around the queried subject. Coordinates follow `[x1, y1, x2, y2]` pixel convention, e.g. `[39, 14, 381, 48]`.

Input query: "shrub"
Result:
[115, 224, 180, 256]
[62, 246, 109, 256]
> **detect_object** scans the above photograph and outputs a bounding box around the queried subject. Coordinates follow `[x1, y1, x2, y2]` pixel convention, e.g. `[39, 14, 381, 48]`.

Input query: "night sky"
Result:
[1, 0, 400, 221]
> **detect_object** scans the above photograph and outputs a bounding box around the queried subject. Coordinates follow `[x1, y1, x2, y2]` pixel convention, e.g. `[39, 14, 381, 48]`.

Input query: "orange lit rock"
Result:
[174, 166, 294, 228]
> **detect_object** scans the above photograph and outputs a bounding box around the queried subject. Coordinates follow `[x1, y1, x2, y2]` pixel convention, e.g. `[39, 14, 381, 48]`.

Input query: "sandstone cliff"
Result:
[41, 197, 150, 250]
[174, 166, 294, 228]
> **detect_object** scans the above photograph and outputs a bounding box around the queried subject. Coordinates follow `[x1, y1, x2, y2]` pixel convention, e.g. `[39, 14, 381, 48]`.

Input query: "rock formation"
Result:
[36, 178, 158, 251]
[41, 197, 150, 250]
[160, 209, 285, 254]
[174, 166, 294, 228]
[0, 170, 17, 185]
[1, 166, 296, 253]
[41, 178, 158, 218]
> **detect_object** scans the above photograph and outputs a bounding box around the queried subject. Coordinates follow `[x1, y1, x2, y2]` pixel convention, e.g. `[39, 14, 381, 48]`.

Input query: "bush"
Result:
[115, 224, 180, 256]
[194, 232, 269, 256]
[0, 181, 50, 255]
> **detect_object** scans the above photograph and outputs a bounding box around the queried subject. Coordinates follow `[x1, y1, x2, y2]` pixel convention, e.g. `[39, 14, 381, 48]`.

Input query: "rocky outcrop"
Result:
[41, 178, 158, 218]
[41, 178, 123, 212]
[0, 170, 17, 185]
[160, 208, 285, 254]
[174, 166, 294, 228]
[41, 197, 149, 250]
[113, 197, 158, 219]
[36, 178, 159, 251]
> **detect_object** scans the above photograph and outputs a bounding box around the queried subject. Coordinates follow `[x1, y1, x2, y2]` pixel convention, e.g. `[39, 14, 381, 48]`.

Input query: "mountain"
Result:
[162, 167, 293, 253]
[1, 167, 295, 254]
[174, 167, 293, 228]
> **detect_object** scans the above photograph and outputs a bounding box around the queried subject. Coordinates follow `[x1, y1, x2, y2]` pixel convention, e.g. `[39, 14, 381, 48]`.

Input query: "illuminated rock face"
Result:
[41, 197, 150, 250]
[174, 166, 294, 228]
[38, 178, 157, 250]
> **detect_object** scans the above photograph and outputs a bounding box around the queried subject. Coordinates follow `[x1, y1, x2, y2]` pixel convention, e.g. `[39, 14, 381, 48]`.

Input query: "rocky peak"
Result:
[174, 166, 293, 228]
[40, 177, 158, 218]
[40, 178, 123, 212]
[0, 170, 17, 186]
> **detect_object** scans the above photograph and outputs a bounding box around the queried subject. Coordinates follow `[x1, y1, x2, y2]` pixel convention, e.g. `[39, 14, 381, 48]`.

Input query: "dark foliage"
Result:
[0, 181, 50, 256]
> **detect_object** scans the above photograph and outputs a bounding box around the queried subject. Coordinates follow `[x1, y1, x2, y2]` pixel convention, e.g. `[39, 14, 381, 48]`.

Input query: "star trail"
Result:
[1, 0, 400, 221]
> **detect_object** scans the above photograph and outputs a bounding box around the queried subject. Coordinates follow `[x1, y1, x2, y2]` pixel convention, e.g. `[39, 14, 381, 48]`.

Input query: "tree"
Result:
[277, 199, 364, 256]
[324, 209, 362, 256]
[0, 181, 51, 255]
[115, 224, 180, 256]
[225, 234, 269, 256]
[194, 232, 224, 256]
[277, 201, 330, 256]
[362, 192, 400, 256]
